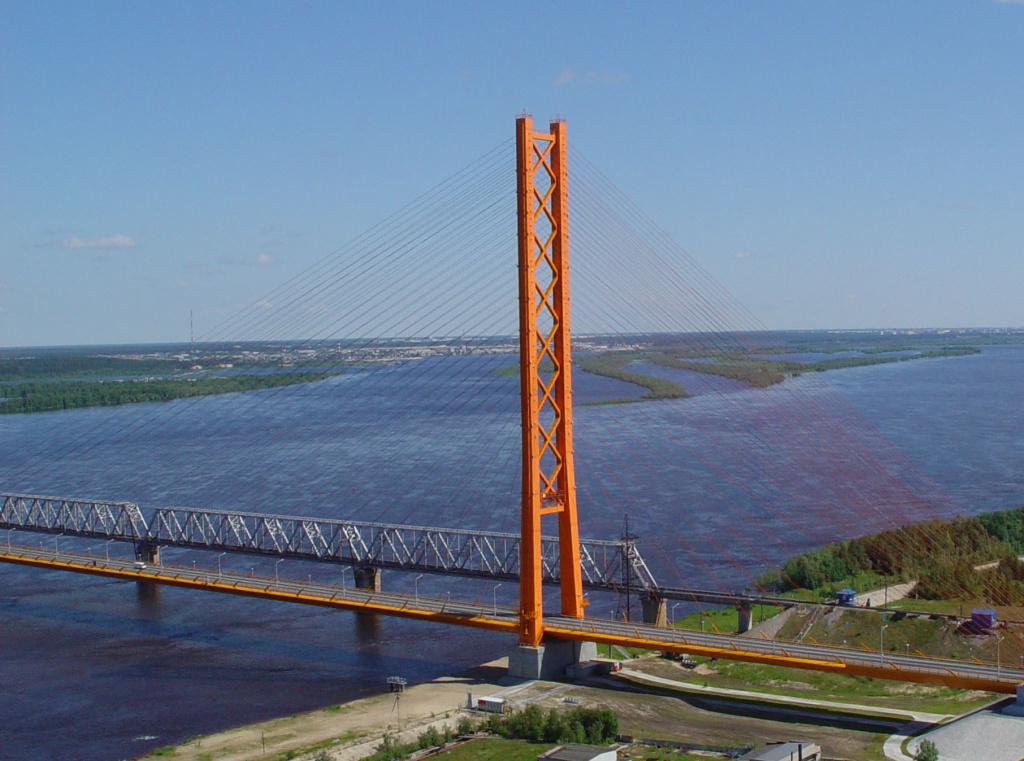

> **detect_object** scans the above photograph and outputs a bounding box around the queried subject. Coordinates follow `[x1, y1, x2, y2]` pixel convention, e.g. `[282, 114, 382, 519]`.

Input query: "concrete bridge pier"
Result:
[508, 639, 597, 681]
[1002, 684, 1024, 716]
[135, 542, 160, 564]
[737, 602, 753, 633]
[641, 594, 667, 627]
[354, 566, 381, 592]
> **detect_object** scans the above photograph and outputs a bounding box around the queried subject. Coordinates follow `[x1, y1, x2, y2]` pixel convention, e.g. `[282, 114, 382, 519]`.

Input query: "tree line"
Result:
[0, 373, 332, 415]
[361, 705, 618, 761]
[758, 506, 1024, 605]
[0, 355, 189, 381]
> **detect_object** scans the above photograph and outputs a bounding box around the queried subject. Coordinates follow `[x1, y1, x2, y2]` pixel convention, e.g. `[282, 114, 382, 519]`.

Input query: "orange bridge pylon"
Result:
[516, 114, 584, 647]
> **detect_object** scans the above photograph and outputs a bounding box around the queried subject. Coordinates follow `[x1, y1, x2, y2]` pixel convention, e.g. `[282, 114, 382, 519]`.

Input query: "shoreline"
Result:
[136, 657, 515, 761]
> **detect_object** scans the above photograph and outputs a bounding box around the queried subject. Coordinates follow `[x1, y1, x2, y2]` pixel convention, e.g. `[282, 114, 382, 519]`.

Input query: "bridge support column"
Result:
[135, 542, 160, 564]
[641, 595, 667, 627]
[1002, 684, 1024, 717]
[736, 603, 753, 634]
[508, 639, 597, 681]
[354, 567, 381, 592]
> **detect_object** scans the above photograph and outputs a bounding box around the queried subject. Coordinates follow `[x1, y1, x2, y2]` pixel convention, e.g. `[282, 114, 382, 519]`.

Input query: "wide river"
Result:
[0, 343, 1021, 760]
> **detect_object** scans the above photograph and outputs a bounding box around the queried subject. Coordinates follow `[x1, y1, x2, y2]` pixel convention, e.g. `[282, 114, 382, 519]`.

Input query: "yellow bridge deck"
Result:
[1, 543, 1019, 694]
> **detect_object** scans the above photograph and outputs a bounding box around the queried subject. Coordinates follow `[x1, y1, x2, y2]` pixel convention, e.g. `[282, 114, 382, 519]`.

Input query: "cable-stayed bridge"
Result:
[2, 115, 1020, 696]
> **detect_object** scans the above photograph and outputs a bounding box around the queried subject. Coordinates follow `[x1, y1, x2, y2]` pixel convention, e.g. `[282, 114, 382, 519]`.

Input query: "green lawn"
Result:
[428, 738, 555, 760]
[634, 654, 994, 716]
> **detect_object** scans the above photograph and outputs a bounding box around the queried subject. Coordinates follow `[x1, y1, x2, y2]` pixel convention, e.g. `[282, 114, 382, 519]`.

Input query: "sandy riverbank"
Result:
[137, 658, 515, 761]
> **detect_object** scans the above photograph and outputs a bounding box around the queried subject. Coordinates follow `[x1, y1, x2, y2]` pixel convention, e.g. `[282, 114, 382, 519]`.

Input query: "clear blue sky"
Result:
[2, 1, 1022, 347]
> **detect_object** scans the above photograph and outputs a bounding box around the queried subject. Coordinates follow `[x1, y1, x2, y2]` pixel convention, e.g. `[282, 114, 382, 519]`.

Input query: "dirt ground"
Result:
[138, 659, 512, 761]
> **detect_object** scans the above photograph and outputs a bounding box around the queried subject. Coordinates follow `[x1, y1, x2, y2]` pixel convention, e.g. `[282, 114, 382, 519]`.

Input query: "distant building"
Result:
[836, 588, 856, 606]
[736, 741, 822, 761]
[537, 743, 617, 761]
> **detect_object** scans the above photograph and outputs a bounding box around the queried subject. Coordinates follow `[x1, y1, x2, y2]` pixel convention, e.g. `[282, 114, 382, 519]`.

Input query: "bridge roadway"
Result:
[1, 541, 1019, 695]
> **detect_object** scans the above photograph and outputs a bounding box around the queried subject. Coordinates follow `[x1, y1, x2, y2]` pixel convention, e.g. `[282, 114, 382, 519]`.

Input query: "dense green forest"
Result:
[0, 372, 332, 414]
[758, 506, 1024, 605]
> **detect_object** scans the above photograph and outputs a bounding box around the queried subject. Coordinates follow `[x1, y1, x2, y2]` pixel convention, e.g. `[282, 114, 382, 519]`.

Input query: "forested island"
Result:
[558, 329, 1004, 404]
[575, 343, 980, 403]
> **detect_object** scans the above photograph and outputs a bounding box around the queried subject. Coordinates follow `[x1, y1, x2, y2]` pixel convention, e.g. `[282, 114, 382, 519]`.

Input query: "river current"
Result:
[0, 344, 1021, 760]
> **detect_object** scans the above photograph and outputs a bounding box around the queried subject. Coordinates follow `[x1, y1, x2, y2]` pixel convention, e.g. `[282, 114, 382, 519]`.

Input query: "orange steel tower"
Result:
[516, 115, 584, 646]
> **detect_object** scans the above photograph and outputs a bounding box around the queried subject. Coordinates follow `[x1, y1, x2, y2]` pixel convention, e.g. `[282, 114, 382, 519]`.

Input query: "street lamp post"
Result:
[996, 636, 1004, 678]
[879, 624, 889, 664]
[341, 566, 349, 588]
[105, 538, 113, 562]
[413, 574, 423, 603]
[216, 552, 226, 578]
[7, 527, 15, 551]
[492, 583, 502, 617]
[905, 643, 910, 657]
[671, 603, 680, 627]
[275, 558, 284, 583]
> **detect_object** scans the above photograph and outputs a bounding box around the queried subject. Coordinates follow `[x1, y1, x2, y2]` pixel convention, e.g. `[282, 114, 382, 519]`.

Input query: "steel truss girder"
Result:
[0, 492, 656, 591]
[0, 492, 146, 541]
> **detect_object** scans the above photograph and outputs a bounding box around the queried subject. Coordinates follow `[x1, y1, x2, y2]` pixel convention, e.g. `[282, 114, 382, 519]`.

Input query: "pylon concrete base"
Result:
[1002, 684, 1024, 716]
[507, 640, 597, 681]
[641, 596, 667, 627]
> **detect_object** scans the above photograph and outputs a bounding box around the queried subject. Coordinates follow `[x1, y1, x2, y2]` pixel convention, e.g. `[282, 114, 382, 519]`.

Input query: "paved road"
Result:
[545, 614, 1024, 691]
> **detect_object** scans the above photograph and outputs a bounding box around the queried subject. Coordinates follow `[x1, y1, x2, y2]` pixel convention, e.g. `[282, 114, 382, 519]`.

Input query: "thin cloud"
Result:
[733, 251, 756, 260]
[219, 253, 277, 267]
[254, 300, 274, 310]
[59, 234, 138, 249]
[554, 68, 627, 88]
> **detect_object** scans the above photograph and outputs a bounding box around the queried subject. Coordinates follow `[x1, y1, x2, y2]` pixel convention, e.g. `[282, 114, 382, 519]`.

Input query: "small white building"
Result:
[538, 743, 617, 761]
[474, 696, 508, 714]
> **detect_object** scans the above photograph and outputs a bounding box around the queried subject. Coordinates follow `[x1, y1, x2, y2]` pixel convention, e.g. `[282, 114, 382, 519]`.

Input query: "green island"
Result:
[500, 330, 995, 404]
[573, 343, 980, 403]
[0, 372, 334, 415]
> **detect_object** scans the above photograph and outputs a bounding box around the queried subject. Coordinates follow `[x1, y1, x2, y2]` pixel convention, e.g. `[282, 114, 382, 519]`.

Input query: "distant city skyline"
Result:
[2, 2, 1022, 347]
